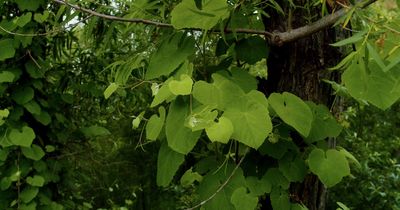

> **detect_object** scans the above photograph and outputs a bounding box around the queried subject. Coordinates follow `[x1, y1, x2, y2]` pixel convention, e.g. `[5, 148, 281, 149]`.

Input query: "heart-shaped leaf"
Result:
[168, 74, 193, 95]
[146, 106, 166, 140]
[8, 126, 35, 147]
[307, 148, 350, 187]
[21, 144, 45, 160]
[205, 116, 234, 143]
[230, 187, 258, 210]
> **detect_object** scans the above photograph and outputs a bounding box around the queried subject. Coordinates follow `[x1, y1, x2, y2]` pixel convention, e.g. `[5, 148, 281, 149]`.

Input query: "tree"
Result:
[0, 0, 399, 209]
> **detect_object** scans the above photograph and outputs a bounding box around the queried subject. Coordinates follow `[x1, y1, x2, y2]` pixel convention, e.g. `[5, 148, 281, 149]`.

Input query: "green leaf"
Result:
[0, 39, 16, 61]
[180, 168, 203, 187]
[246, 176, 271, 196]
[21, 144, 45, 160]
[150, 78, 176, 107]
[218, 67, 258, 93]
[168, 74, 193, 95]
[12, 86, 34, 105]
[307, 148, 350, 187]
[278, 154, 307, 182]
[198, 164, 246, 210]
[342, 58, 400, 110]
[263, 168, 290, 189]
[24, 100, 41, 115]
[20, 186, 39, 203]
[306, 102, 342, 143]
[337, 146, 361, 168]
[15, 13, 32, 27]
[0, 71, 15, 83]
[9, 126, 35, 147]
[205, 116, 234, 144]
[132, 111, 145, 129]
[223, 90, 272, 148]
[230, 187, 258, 210]
[156, 142, 185, 187]
[0, 177, 11, 190]
[26, 175, 45, 187]
[268, 92, 313, 136]
[25, 61, 44, 78]
[104, 83, 119, 99]
[33, 110, 51, 125]
[235, 36, 268, 64]
[0, 148, 9, 161]
[330, 30, 366, 47]
[367, 43, 386, 70]
[185, 105, 218, 131]
[33, 11, 49, 23]
[171, 0, 230, 30]
[270, 188, 291, 210]
[166, 97, 202, 154]
[146, 107, 165, 140]
[145, 33, 195, 80]
[0, 109, 9, 126]
[15, 0, 44, 11]
[336, 202, 350, 210]
[80, 125, 111, 137]
[258, 140, 297, 159]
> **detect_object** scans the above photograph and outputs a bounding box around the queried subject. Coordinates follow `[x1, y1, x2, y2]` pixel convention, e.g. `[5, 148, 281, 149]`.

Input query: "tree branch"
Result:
[53, 0, 377, 46]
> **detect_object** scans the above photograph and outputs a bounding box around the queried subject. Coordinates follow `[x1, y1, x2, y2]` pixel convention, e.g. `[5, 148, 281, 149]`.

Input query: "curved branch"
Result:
[53, 0, 377, 46]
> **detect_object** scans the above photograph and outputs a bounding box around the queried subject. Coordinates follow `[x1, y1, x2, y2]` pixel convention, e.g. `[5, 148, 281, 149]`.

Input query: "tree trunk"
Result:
[260, 1, 342, 209]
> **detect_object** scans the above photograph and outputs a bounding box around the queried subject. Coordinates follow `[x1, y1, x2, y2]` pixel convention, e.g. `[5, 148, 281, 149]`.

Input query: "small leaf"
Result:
[15, 13, 32, 27]
[12, 86, 34, 105]
[0, 39, 16, 61]
[132, 111, 145, 129]
[104, 83, 119, 99]
[21, 144, 45, 161]
[150, 78, 175, 107]
[330, 30, 367, 47]
[171, 0, 230, 30]
[33, 110, 51, 125]
[205, 116, 233, 143]
[180, 168, 202, 187]
[0, 71, 15, 83]
[26, 175, 45, 187]
[80, 125, 111, 137]
[268, 92, 313, 136]
[230, 187, 258, 210]
[157, 142, 185, 187]
[34, 11, 49, 23]
[9, 126, 35, 147]
[146, 107, 165, 140]
[307, 148, 350, 187]
[24, 100, 41, 115]
[168, 74, 193, 95]
[20, 186, 39, 203]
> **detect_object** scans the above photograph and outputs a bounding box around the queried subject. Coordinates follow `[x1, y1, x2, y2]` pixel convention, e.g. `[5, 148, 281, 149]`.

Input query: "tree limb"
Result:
[53, 0, 377, 46]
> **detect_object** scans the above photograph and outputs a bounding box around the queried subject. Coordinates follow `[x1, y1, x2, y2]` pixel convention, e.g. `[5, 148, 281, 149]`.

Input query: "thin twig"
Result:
[185, 148, 249, 210]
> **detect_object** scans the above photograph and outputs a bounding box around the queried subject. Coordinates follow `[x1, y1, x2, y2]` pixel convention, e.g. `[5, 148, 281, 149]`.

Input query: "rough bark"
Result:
[260, 1, 342, 209]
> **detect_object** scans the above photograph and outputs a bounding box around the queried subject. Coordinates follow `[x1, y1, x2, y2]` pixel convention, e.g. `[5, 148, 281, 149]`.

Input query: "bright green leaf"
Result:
[269, 92, 313, 136]
[180, 168, 203, 187]
[157, 142, 185, 187]
[185, 106, 218, 131]
[104, 83, 119, 99]
[24, 100, 41, 115]
[168, 74, 193, 95]
[307, 148, 350, 187]
[132, 111, 145, 129]
[21, 144, 45, 160]
[205, 116, 234, 144]
[150, 78, 176, 107]
[0, 71, 15, 83]
[171, 0, 230, 30]
[230, 187, 258, 210]
[330, 30, 366, 47]
[9, 126, 35, 147]
[15, 13, 32, 27]
[34, 11, 49, 23]
[33, 110, 51, 125]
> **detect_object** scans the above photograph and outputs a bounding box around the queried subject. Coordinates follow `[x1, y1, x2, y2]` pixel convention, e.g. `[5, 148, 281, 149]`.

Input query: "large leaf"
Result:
[235, 36, 268, 64]
[305, 102, 342, 143]
[205, 116, 234, 143]
[270, 188, 291, 210]
[146, 106, 166, 141]
[166, 97, 201, 154]
[8, 126, 35, 147]
[342, 59, 400, 110]
[278, 154, 307, 182]
[223, 90, 272, 149]
[171, 0, 230, 30]
[268, 92, 313, 136]
[0, 39, 15, 61]
[246, 176, 271, 196]
[168, 74, 193, 95]
[198, 164, 246, 210]
[218, 67, 258, 93]
[156, 142, 185, 187]
[145, 33, 195, 80]
[230, 187, 258, 210]
[307, 148, 350, 187]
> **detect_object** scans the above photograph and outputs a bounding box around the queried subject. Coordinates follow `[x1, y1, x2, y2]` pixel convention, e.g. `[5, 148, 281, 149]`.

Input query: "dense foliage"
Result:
[0, 0, 399, 209]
